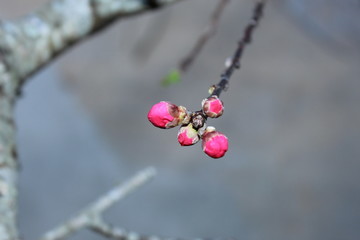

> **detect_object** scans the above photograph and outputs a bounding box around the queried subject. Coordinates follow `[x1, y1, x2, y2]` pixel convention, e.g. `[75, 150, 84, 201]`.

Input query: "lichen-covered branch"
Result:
[0, 61, 19, 239]
[0, 1, 185, 239]
[0, 0, 184, 89]
[39, 167, 157, 240]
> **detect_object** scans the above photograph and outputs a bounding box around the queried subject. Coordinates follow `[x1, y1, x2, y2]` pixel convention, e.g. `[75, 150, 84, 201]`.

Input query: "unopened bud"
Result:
[177, 124, 200, 146]
[147, 101, 187, 129]
[202, 130, 228, 158]
[202, 96, 224, 118]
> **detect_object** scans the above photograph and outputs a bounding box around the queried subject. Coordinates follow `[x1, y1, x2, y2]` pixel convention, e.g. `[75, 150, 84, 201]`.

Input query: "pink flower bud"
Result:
[177, 124, 199, 146]
[202, 96, 224, 118]
[147, 101, 187, 129]
[202, 131, 228, 158]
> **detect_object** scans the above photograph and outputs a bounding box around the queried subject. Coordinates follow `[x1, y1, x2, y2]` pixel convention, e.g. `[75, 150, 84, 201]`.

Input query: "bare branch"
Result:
[89, 216, 230, 240]
[212, 0, 267, 97]
[161, 0, 228, 87]
[0, 55, 20, 240]
[89, 217, 129, 240]
[89, 217, 154, 240]
[179, 0, 230, 72]
[39, 167, 230, 240]
[39, 167, 157, 240]
[0, 0, 184, 89]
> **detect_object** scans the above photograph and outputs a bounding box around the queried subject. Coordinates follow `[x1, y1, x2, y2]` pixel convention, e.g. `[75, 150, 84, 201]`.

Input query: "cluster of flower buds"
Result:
[147, 96, 227, 158]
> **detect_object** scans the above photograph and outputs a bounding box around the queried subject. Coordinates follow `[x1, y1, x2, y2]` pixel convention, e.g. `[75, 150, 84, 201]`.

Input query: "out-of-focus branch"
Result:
[0, 51, 20, 240]
[89, 217, 160, 240]
[180, 0, 229, 72]
[39, 166, 230, 240]
[0, 0, 184, 89]
[39, 167, 157, 240]
[89, 218, 231, 240]
[161, 0, 229, 86]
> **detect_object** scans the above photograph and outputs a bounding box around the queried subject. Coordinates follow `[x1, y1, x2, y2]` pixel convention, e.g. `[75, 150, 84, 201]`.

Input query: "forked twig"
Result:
[39, 167, 157, 240]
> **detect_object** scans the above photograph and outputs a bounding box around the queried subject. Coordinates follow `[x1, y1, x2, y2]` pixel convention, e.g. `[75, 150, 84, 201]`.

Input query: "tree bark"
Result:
[0, 0, 183, 87]
[0, 0, 183, 239]
[0, 66, 19, 239]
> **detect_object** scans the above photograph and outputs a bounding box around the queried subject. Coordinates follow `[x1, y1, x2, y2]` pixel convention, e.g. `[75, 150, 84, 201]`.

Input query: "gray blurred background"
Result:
[1, 0, 360, 239]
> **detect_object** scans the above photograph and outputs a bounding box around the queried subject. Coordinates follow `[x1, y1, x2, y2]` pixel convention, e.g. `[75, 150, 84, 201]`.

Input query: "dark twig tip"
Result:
[210, 0, 266, 98]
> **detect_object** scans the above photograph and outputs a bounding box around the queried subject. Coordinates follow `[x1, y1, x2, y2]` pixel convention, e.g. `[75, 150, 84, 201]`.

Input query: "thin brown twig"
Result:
[212, 0, 267, 97]
[185, 0, 267, 130]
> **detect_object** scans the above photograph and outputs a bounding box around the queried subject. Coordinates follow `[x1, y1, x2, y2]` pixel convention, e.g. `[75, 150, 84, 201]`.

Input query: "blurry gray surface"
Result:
[2, 0, 360, 240]
[16, 66, 124, 239]
[279, 0, 360, 54]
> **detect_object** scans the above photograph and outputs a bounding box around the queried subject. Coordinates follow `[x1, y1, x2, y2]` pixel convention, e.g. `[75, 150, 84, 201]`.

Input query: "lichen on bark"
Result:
[0, 0, 183, 239]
